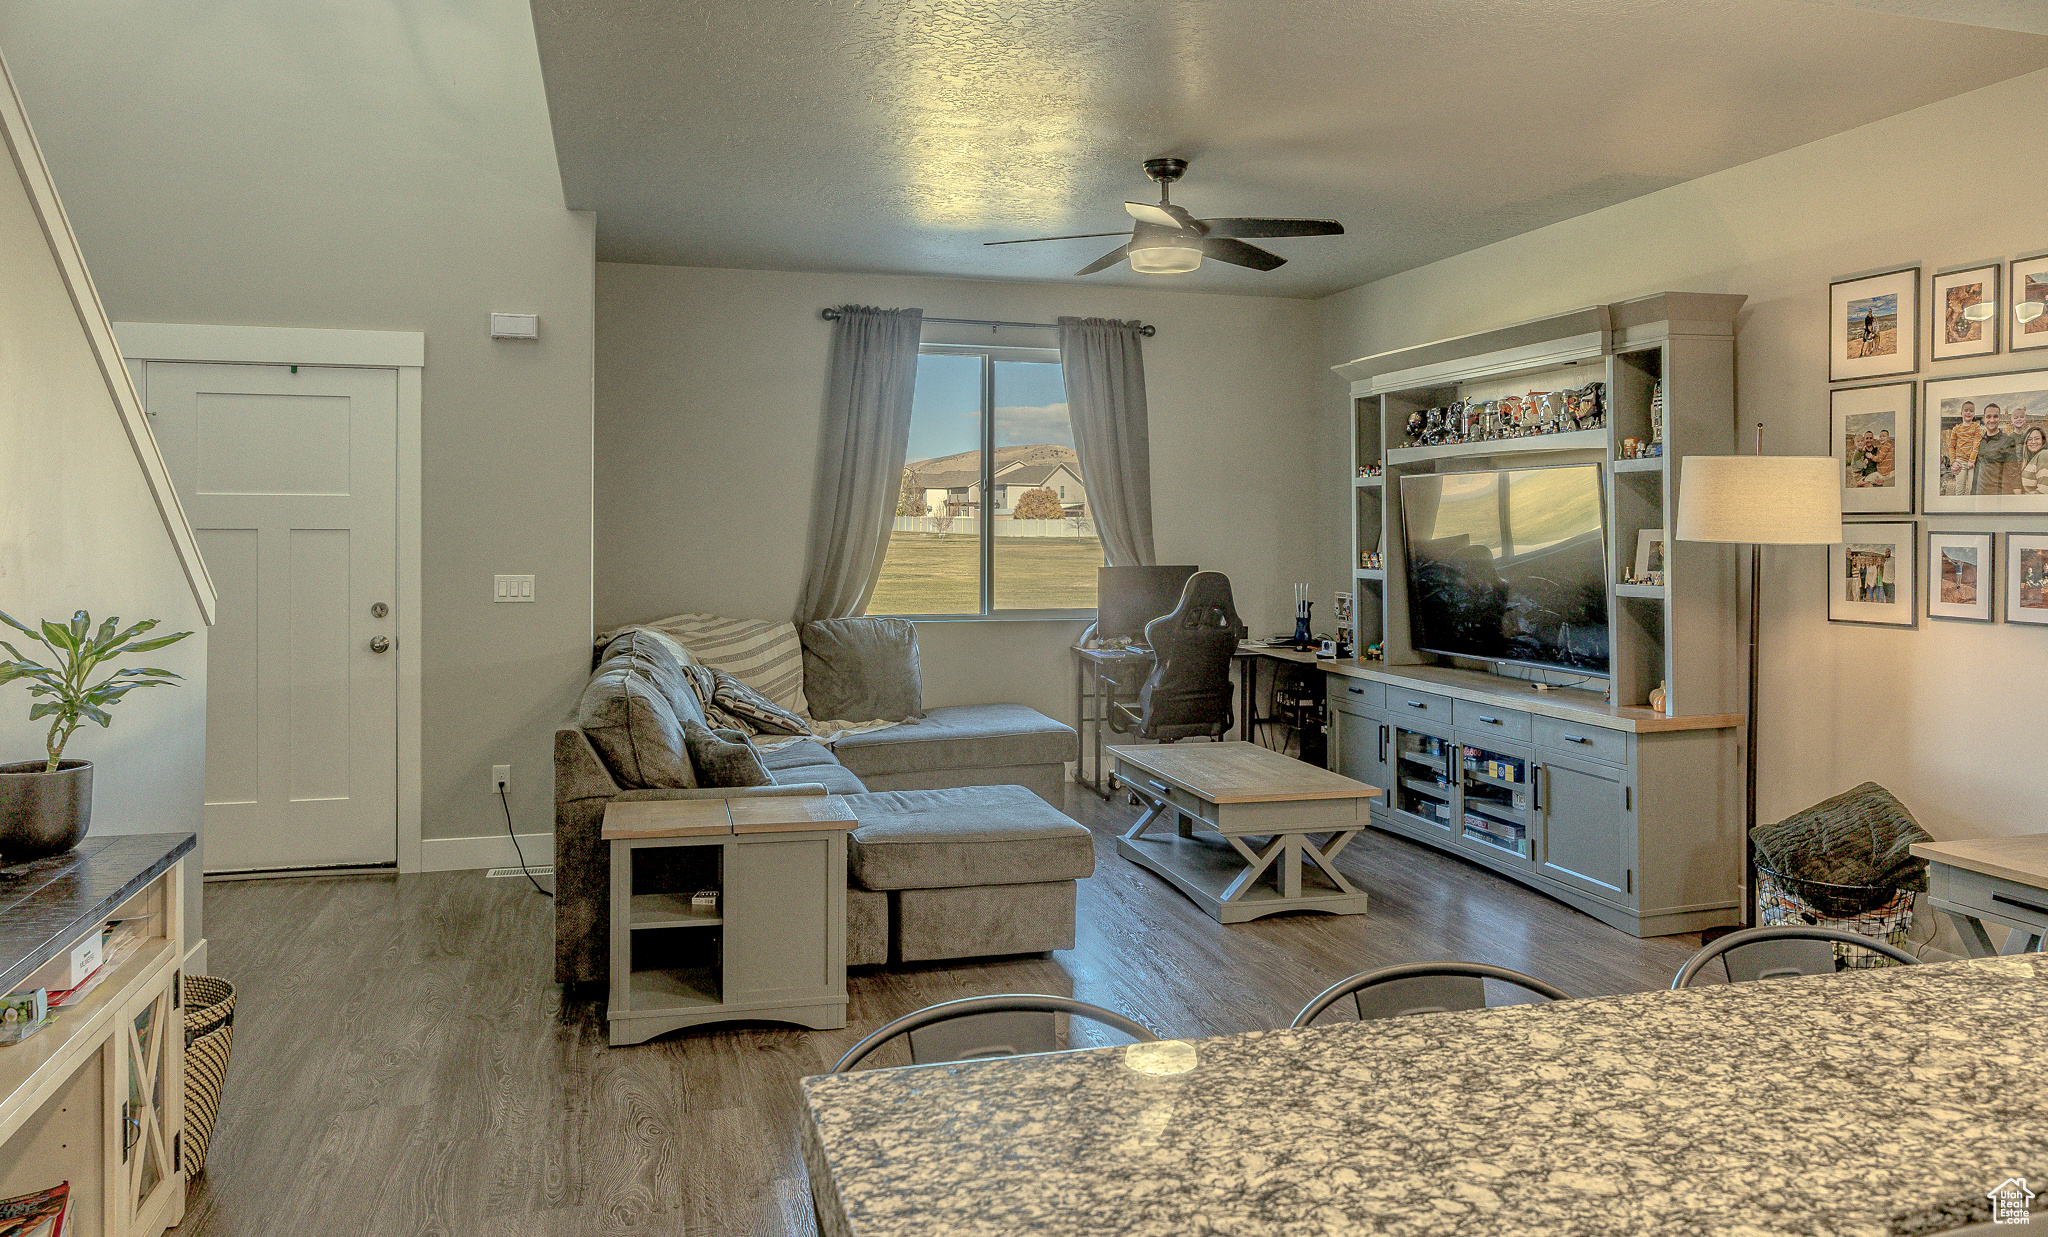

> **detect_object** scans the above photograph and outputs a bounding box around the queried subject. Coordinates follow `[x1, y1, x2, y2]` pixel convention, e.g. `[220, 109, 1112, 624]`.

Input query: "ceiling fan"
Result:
[985, 157, 1344, 276]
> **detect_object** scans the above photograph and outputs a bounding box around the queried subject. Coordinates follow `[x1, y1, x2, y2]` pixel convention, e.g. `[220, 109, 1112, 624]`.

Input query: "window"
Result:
[867, 345, 1101, 617]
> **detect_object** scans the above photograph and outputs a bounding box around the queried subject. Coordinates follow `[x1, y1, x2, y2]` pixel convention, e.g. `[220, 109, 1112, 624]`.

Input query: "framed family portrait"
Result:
[2014, 251, 2048, 354]
[1830, 267, 1919, 383]
[1926, 530, 1994, 623]
[1828, 522, 1917, 628]
[2005, 533, 2048, 627]
[1831, 382, 1913, 514]
[1930, 263, 2000, 362]
[1922, 369, 2048, 513]
[1633, 529, 1665, 580]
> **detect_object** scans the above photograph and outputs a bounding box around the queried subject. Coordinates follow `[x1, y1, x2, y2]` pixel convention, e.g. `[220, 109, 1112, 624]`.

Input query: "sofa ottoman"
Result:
[843, 786, 1096, 962]
[832, 704, 1077, 806]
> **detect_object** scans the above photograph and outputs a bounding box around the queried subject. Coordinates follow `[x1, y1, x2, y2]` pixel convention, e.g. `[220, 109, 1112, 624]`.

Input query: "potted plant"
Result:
[0, 610, 191, 864]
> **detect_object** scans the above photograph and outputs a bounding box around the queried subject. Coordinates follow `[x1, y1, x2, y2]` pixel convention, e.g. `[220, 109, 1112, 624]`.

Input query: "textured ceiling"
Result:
[532, 0, 2048, 298]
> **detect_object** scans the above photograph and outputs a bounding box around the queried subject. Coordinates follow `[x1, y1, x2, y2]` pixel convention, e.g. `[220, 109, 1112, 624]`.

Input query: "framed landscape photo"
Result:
[1830, 267, 1919, 382]
[1930, 263, 2000, 361]
[1831, 382, 1913, 514]
[1923, 369, 2048, 513]
[2014, 251, 2048, 353]
[1828, 522, 1917, 628]
[1926, 530, 1994, 623]
[2005, 533, 2048, 626]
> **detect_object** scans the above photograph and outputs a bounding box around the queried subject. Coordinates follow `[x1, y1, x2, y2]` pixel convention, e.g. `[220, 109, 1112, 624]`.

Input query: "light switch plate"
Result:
[490, 312, 539, 339]
[494, 574, 535, 602]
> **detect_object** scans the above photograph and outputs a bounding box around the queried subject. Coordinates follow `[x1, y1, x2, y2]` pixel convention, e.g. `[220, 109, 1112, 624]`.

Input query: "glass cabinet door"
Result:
[121, 975, 182, 1234]
[1391, 726, 1456, 840]
[1458, 742, 1534, 866]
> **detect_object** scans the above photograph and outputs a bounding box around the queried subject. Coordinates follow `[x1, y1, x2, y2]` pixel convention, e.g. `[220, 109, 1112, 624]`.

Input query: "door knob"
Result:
[370, 636, 391, 654]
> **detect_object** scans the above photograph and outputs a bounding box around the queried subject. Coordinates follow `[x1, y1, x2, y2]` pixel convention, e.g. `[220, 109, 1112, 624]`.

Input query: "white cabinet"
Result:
[114, 972, 184, 1237]
[1535, 750, 1632, 903]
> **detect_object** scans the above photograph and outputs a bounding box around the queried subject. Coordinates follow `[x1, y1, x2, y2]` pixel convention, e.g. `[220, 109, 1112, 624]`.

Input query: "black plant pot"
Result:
[0, 759, 92, 864]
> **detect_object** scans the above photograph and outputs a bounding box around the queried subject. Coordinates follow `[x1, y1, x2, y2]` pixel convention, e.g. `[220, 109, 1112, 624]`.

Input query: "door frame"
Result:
[114, 322, 427, 872]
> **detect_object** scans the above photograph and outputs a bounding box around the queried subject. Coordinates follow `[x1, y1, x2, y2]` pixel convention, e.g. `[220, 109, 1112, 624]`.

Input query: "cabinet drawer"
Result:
[1932, 864, 2048, 929]
[1330, 678, 1384, 711]
[1385, 689, 1453, 726]
[1453, 701, 1531, 741]
[1532, 716, 1629, 765]
[1119, 764, 1220, 827]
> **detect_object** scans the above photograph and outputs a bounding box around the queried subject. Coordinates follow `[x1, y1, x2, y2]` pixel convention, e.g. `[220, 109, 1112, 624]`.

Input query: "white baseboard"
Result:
[418, 831, 555, 873]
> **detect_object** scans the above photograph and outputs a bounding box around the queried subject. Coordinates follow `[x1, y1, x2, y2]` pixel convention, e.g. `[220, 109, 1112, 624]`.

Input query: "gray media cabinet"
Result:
[1327, 662, 1744, 937]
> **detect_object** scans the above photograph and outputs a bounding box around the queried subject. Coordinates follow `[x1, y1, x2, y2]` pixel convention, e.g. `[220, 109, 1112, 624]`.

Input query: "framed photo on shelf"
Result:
[1923, 369, 2048, 513]
[2005, 532, 2048, 626]
[1831, 382, 1913, 514]
[1633, 529, 1665, 580]
[1830, 267, 1919, 382]
[1828, 522, 1917, 628]
[1926, 530, 1994, 623]
[1930, 263, 2000, 361]
[2013, 251, 2048, 353]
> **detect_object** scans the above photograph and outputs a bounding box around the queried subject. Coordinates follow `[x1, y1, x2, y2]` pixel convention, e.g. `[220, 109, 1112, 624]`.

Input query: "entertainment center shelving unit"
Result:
[1328, 293, 1749, 936]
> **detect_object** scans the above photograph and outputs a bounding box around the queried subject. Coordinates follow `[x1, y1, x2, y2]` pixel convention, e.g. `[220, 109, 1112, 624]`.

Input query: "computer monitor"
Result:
[1095, 565, 1199, 644]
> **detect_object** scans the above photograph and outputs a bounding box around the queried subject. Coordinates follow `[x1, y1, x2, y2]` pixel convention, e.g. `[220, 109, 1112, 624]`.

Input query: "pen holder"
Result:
[1293, 603, 1313, 650]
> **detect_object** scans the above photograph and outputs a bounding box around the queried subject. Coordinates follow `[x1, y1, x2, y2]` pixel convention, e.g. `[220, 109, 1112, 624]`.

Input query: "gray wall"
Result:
[1316, 66, 2048, 842]
[0, 0, 597, 854]
[0, 59, 209, 931]
[594, 262, 1323, 729]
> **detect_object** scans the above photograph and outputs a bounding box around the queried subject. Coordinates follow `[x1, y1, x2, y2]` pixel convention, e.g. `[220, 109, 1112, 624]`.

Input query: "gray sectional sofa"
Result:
[554, 628, 1091, 984]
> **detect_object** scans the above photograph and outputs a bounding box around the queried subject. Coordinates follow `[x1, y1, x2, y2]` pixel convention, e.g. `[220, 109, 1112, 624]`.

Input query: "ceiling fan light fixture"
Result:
[1128, 244, 1202, 274]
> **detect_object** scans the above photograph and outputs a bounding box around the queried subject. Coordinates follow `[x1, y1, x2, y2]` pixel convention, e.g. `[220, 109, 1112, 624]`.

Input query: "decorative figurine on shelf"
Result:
[1357, 462, 1383, 478]
[1360, 549, 1383, 569]
[1365, 641, 1384, 662]
[1544, 390, 1569, 433]
[1405, 409, 1425, 445]
[1621, 437, 1641, 459]
[1649, 381, 1665, 446]
[1648, 680, 1668, 714]
[1422, 407, 1445, 445]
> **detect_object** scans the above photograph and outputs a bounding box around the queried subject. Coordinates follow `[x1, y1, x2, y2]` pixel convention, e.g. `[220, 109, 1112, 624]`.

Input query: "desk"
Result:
[1911, 833, 2048, 957]
[803, 954, 2048, 1237]
[1071, 642, 1332, 799]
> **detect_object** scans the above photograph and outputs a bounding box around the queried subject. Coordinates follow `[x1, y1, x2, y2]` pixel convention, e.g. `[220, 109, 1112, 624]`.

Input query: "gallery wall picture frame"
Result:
[1923, 368, 2048, 513]
[1633, 528, 1666, 580]
[1926, 529, 1995, 623]
[2013, 251, 2048, 353]
[1831, 381, 1914, 515]
[1830, 267, 1919, 383]
[1929, 263, 2000, 362]
[2005, 532, 2048, 626]
[1827, 521, 1918, 628]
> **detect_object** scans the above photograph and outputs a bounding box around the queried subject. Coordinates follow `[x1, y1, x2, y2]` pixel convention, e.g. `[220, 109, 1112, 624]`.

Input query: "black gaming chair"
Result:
[1109, 571, 1246, 742]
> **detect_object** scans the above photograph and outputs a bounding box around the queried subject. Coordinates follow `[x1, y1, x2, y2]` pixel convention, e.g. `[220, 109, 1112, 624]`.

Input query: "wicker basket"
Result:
[183, 975, 236, 1179]
[1756, 867, 1914, 968]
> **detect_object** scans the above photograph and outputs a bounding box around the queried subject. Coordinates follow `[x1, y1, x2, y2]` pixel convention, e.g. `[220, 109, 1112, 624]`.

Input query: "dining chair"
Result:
[1670, 924, 1920, 989]
[1291, 961, 1571, 1028]
[830, 994, 1160, 1074]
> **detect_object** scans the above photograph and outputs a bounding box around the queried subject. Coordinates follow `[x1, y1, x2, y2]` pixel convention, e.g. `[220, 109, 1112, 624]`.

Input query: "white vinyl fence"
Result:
[892, 516, 1097, 538]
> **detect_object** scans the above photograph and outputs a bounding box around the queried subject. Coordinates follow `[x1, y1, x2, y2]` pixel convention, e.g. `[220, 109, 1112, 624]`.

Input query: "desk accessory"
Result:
[1292, 584, 1313, 649]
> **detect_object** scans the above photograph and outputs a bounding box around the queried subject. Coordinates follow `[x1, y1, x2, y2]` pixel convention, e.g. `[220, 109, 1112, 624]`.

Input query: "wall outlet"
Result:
[494, 574, 535, 602]
[492, 764, 512, 793]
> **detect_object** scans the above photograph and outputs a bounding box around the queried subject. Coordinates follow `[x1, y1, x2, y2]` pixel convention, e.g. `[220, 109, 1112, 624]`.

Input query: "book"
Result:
[0, 1182, 70, 1237]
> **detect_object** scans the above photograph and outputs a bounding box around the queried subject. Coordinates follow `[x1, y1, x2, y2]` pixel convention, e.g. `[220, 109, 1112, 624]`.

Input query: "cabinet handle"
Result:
[1145, 779, 1174, 798]
[1379, 724, 1388, 764]
[1478, 715, 1501, 725]
[1532, 764, 1544, 811]
[1625, 786, 1632, 812]
[1561, 733, 1590, 744]
[1348, 686, 1365, 694]
[1405, 700, 1427, 709]
[122, 1102, 137, 1161]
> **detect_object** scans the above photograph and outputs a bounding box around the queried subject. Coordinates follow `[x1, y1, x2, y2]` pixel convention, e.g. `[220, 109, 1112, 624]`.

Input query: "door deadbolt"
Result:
[371, 602, 389, 619]
[370, 636, 391, 654]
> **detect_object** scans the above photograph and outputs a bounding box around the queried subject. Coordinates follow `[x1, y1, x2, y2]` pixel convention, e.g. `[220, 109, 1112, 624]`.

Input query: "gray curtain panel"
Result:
[1057, 316, 1156, 566]
[795, 305, 925, 622]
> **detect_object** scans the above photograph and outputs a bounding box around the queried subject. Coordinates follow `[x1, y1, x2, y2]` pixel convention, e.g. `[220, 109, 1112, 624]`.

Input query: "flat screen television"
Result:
[1397, 464, 1610, 676]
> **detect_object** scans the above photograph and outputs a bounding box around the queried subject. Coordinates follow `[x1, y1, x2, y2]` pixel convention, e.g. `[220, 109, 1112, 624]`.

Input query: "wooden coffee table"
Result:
[1109, 742, 1381, 923]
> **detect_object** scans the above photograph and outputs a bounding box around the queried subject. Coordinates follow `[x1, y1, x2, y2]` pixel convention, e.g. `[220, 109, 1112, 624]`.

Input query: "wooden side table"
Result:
[1910, 833, 2048, 958]
[604, 794, 856, 1046]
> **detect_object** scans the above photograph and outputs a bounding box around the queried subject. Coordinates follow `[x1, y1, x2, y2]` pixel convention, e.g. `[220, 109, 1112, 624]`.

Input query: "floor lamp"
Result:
[1674, 442, 1842, 926]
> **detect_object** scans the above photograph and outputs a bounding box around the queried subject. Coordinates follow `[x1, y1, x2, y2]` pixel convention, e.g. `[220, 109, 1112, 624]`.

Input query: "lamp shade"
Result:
[1675, 455, 1843, 545]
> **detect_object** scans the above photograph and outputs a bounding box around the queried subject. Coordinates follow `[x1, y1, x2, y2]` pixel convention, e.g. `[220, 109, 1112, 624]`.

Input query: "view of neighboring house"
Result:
[903, 445, 1089, 517]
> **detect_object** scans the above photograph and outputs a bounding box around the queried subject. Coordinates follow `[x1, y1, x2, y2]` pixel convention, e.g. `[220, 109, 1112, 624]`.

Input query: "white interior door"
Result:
[147, 362, 398, 869]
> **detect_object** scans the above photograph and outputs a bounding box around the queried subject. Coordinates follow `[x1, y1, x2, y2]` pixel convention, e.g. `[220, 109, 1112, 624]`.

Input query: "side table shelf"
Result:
[603, 795, 855, 1047]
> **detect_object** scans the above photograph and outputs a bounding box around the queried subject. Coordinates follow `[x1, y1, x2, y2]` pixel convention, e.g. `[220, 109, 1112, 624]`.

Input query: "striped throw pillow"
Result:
[635, 613, 809, 717]
[710, 669, 810, 735]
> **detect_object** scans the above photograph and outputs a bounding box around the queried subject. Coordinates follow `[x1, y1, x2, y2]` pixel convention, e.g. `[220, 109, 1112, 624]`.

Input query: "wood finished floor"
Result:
[174, 786, 1709, 1237]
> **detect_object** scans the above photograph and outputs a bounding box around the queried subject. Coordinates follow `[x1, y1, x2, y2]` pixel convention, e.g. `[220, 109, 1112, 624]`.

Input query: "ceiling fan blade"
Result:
[1125, 201, 1195, 230]
[1074, 244, 1132, 276]
[1200, 237, 1287, 271]
[1199, 217, 1345, 240]
[983, 231, 1132, 248]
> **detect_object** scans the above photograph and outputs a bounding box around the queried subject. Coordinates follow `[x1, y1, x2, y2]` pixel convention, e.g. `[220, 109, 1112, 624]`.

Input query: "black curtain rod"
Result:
[817, 308, 1155, 337]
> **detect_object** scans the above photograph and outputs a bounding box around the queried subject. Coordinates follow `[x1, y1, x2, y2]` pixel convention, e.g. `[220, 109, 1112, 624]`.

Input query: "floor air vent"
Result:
[486, 865, 554, 879]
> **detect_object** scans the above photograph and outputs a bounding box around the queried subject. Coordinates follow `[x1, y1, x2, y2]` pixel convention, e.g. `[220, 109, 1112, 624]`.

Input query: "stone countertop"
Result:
[0, 832, 194, 993]
[802, 955, 2048, 1237]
